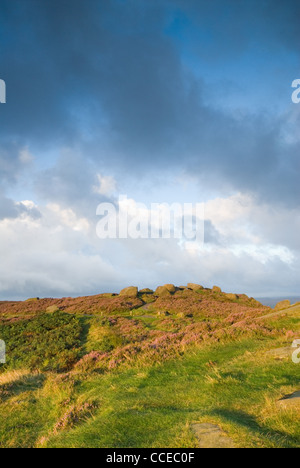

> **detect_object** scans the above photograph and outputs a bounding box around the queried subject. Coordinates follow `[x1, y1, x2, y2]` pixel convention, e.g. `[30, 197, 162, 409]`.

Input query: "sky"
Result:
[0, 0, 300, 300]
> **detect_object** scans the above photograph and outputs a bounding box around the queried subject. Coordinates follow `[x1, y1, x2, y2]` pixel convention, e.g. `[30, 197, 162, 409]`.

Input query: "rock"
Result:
[191, 423, 236, 449]
[212, 286, 222, 293]
[225, 293, 238, 301]
[249, 297, 263, 307]
[155, 286, 172, 297]
[163, 284, 176, 293]
[187, 283, 204, 292]
[46, 305, 60, 314]
[274, 300, 291, 311]
[140, 294, 156, 304]
[157, 310, 171, 316]
[101, 293, 116, 298]
[139, 288, 154, 294]
[237, 294, 249, 301]
[278, 391, 300, 409]
[162, 311, 171, 316]
[25, 297, 40, 302]
[119, 287, 138, 298]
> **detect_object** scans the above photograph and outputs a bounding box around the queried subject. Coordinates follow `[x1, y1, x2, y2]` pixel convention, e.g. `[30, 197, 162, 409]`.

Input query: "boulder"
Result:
[249, 297, 263, 307]
[25, 297, 40, 302]
[187, 283, 204, 292]
[157, 310, 171, 316]
[239, 294, 249, 300]
[139, 288, 154, 294]
[140, 293, 156, 304]
[225, 293, 238, 301]
[274, 300, 291, 311]
[212, 286, 222, 293]
[119, 286, 138, 298]
[278, 391, 300, 409]
[155, 286, 172, 297]
[46, 305, 60, 314]
[163, 284, 176, 293]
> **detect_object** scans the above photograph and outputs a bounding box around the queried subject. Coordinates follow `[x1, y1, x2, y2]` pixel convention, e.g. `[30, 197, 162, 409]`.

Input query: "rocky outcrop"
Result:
[187, 283, 204, 292]
[225, 293, 238, 301]
[274, 300, 291, 311]
[46, 305, 60, 314]
[119, 286, 138, 298]
[163, 284, 176, 293]
[155, 286, 172, 297]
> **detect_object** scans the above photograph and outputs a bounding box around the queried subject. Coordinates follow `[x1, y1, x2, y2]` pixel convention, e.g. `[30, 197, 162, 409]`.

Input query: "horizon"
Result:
[1, 285, 300, 308]
[0, 0, 300, 299]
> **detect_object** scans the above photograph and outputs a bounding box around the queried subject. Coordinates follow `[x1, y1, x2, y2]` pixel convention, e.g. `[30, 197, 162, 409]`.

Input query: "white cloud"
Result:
[0, 187, 299, 300]
[46, 203, 90, 232]
[93, 173, 117, 196]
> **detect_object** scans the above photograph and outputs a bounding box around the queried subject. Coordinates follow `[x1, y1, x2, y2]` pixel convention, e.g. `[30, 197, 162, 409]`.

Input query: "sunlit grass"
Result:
[0, 300, 299, 448]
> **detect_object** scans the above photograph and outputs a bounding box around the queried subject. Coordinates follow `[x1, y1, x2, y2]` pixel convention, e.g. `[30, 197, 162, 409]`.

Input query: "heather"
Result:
[0, 285, 299, 448]
[0, 312, 82, 372]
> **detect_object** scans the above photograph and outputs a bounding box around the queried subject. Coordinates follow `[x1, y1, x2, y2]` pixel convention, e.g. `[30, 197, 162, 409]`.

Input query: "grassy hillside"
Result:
[0, 285, 299, 448]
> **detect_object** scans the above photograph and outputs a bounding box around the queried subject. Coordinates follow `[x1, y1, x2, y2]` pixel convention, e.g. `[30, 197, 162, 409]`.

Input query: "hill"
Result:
[0, 284, 299, 448]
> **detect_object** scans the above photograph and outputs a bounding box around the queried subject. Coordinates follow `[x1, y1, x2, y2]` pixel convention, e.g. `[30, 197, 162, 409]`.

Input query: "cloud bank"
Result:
[0, 0, 299, 299]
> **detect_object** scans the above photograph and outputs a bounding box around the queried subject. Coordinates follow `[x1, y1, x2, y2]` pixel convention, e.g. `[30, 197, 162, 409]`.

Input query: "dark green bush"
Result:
[0, 312, 82, 372]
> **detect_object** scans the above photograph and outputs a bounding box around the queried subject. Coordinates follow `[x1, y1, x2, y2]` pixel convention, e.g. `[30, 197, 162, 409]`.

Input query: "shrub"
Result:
[0, 312, 82, 372]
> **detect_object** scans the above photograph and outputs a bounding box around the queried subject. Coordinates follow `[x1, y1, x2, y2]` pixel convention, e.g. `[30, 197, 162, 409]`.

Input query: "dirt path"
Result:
[255, 304, 300, 322]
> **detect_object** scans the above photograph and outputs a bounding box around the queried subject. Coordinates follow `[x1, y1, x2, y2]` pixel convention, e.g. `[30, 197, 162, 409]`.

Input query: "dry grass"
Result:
[0, 369, 31, 386]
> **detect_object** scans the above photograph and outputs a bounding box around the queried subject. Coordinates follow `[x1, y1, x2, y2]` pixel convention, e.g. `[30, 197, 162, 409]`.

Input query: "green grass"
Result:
[43, 339, 299, 448]
[0, 306, 299, 448]
[0, 336, 299, 448]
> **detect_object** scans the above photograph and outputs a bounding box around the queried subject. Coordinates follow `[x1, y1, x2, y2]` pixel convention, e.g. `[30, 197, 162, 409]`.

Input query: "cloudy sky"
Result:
[0, 0, 299, 300]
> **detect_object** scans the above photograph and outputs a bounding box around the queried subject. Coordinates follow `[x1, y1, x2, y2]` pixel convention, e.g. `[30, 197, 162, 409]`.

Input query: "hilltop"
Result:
[0, 283, 268, 323]
[0, 284, 299, 448]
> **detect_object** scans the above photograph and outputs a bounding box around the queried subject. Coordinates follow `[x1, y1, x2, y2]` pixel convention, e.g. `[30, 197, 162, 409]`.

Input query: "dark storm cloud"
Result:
[35, 150, 111, 218]
[0, 142, 23, 184]
[0, 0, 299, 205]
[170, 0, 300, 56]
